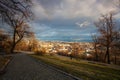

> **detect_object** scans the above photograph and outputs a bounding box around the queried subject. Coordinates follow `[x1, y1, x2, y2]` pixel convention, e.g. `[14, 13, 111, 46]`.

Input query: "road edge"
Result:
[29, 55, 82, 80]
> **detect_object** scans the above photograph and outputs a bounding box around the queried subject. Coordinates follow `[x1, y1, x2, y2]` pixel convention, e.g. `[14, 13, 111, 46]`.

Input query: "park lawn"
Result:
[0, 55, 11, 71]
[31, 54, 120, 80]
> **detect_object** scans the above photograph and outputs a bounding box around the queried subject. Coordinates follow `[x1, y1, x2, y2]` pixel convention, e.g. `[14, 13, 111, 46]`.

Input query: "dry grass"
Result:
[0, 55, 11, 71]
[31, 54, 120, 80]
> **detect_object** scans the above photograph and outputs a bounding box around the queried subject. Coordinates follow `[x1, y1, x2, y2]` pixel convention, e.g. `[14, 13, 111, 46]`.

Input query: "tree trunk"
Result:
[10, 43, 16, 53]
[106, 46, 110, 64]
[114, 53, 117, 64]
[104, 52, 107, 63]
[95, 52, 98, 61]
[70, 54, 73, 60]
[11, 30, 16, 53]
[95, 45, 98, 61]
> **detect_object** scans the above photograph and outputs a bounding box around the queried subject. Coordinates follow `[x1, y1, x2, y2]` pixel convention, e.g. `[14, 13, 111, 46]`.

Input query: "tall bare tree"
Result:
[0, 0, 33, 53]
[113, 29, 120, 64]
[92, 34, 99, 61]
[95, 13, 118, 64]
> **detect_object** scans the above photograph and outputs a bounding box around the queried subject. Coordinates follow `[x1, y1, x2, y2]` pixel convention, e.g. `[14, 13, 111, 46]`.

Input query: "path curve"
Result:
[0, 53, 78, 80]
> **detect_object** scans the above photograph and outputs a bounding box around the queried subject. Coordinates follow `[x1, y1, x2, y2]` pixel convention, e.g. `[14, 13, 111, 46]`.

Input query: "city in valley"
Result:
[14, 38, 93, 57]
[29, 40, 93, 58]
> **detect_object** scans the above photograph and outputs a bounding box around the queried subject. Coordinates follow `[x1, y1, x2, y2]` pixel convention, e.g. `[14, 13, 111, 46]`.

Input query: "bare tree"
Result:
[113, 30, 120, 64]
[70, 43, 79, 60]
[0, 0, 33, 53]
[95, 13, 118, 64]
[4, 11, 33, 53]
[0, 0, 32, 20]
[92, 34, 99, 61]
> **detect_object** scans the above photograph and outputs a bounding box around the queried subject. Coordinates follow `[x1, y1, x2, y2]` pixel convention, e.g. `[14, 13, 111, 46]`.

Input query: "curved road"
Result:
[0, 53, 78, 80]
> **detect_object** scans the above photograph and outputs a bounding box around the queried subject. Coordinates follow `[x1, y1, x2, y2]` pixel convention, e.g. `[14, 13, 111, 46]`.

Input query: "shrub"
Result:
[34, 50, 45, 56]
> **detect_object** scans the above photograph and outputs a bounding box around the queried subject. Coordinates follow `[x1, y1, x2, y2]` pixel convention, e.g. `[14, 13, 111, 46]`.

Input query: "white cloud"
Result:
[76, 21, 90, 27]
[30, 23, 51, 32]
[40, 31, 57, 37]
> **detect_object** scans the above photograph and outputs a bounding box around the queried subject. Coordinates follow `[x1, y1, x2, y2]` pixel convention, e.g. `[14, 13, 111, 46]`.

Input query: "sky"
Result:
[30, 0, 120, 42]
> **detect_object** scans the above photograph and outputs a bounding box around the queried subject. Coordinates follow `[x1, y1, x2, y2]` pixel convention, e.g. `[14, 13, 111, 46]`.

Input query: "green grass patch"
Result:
[31, 55, 120, 80]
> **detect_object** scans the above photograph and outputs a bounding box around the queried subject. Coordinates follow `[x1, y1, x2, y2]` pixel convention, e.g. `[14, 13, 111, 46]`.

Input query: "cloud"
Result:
[30, 23, 51, 32]
[32, 0, 63, 20]
[32, 0, 118, 20]
[30, 0, 120, 42]
[40, 31, 57, 37]
[76, 21, 90, 27]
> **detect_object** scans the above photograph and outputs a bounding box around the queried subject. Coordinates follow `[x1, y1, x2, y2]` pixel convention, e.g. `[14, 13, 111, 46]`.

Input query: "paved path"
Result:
[0, 53, 77, 80]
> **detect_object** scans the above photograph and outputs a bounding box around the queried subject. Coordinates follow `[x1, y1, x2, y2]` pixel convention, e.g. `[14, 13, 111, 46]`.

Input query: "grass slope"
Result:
[0, 55, 11, 71]
[31, 55, 120, 80]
